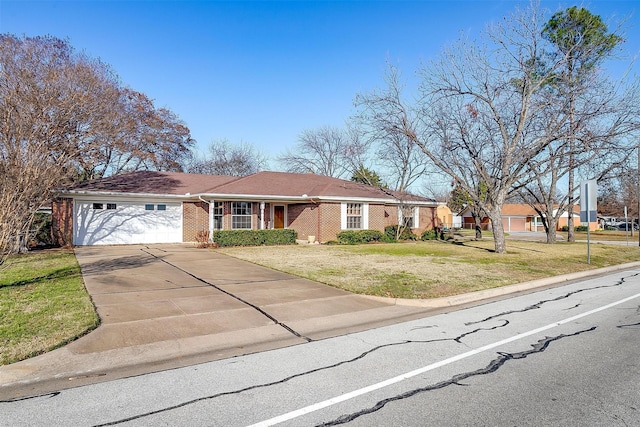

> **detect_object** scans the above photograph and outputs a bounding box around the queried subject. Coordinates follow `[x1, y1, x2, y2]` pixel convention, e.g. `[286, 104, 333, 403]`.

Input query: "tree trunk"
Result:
[567, 165, 576, 243]
[546, 216, 558, 244]
[566, 59, 576, 243]
[486, 207, 507, 254]
[473, 215, 483, 239]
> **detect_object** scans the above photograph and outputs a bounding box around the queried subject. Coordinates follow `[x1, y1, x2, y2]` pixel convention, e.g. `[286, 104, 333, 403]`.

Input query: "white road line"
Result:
[247, 291, 640, 427]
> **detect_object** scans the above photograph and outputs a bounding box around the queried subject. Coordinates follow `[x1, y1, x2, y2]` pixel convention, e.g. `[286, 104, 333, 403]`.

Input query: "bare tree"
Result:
[620, 168, 639, 224]
[0, 34, 194, 263]
[277, 125, 365, 179]
[186, 139, 268, 177]
[519, 66, 639, 243]
[447, 183, 488, 239]
[1, 35, 88, 261]
[354, 64, 430, 193]
[374, 131, 429, 193]
[357, 5, 574, 253]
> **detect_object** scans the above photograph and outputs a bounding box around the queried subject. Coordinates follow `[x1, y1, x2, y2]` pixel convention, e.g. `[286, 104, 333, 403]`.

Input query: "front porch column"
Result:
[209, 199, 214, 241]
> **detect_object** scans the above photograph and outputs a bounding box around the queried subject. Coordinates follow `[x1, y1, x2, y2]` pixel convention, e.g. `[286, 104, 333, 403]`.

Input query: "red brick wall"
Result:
[299, 202, 439, 243]
[317, 202, 341, 242]
[183, 200, 438, 243]
[368, 204, 387, 231]
[221, 201, 231, 230]
[382, 205, 438, 236]
[183, 201, 209, 242]
[385, 206, 398, 228]
[415, 206, 437, 234]
[263, 203, 271, 229]
[52, 197, 73, 247]
[287, 203, 318, 241]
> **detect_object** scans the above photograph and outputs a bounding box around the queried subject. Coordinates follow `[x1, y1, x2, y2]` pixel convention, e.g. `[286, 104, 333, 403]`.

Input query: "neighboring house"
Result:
[52, 171, 440, 246]
[436, 205, 453, 228]
[459, 204, 598, 232]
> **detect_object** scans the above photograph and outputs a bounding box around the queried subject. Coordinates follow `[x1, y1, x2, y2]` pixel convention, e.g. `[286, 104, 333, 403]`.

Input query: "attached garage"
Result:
[74, 199, 182, 245]
[502, 216, 527, 232]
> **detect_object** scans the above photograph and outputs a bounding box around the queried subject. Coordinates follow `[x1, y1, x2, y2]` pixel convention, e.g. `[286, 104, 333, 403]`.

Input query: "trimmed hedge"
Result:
[337, 230, 384, 245]
[212, 229, 298, 247]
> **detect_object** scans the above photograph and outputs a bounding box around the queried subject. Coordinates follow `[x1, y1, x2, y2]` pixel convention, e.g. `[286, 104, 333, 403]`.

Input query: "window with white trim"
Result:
[346, 203, 362, 229]
[341, 202, 369, 230]
[232, 202, 252, 229]
[213, 201, 223, 230]
[399, 206, 419, 229]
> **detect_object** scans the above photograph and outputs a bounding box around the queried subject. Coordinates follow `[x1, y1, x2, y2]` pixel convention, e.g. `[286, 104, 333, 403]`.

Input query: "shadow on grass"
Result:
[452, 240, 496, 253]
[0, 266, 79, 289]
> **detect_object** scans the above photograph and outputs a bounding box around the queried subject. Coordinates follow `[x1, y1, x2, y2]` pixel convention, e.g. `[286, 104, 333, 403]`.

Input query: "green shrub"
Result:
[212, 229, 297, 247]
[560, 225, 588, 232]
[337, 230, 384, 245]
[421, 229, 439, 241]
[31, 212, 54, 247]
[384, 225, 417, 242]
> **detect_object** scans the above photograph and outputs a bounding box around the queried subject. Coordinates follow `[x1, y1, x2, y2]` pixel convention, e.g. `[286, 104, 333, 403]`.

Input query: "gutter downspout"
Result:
[307, 197, 320, 243]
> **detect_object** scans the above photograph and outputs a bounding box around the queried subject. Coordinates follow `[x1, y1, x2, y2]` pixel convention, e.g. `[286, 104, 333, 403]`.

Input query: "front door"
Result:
[274, 206, 285, 229]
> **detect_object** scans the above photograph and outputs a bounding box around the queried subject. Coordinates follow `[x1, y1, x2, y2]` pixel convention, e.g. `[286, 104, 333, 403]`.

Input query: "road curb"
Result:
[360, 261, 640, 308]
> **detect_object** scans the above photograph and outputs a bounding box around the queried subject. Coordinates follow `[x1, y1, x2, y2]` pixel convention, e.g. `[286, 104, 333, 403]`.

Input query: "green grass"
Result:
[0, 250, 99, 365]
[219, 240, 640, 299]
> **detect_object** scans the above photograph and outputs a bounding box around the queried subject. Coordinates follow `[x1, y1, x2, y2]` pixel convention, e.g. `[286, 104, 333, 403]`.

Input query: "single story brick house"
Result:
[460, 203, 597, 232]
[52, 171, 441, 246]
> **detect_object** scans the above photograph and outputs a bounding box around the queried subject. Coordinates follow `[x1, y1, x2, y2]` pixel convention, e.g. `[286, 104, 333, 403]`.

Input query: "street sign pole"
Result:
[580, 180, 597, 265]
[586, 188, 591, 264]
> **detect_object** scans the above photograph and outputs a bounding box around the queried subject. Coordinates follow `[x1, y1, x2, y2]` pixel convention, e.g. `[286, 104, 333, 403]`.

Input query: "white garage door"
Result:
[74, 201, 182, 245]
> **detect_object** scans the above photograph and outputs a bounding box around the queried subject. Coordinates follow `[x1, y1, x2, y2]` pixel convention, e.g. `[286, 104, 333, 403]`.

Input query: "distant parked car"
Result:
[616, 222, 638, 231]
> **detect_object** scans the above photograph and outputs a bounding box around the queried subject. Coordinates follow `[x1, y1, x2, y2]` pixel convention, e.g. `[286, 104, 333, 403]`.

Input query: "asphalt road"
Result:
[2, 268, 640, 426]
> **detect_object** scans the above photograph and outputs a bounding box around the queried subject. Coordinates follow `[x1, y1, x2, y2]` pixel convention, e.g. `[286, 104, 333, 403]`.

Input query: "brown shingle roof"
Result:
[501, 204, 538, 216]
[64, 171, 239, 195]
[62, 171, 436, 203]
[209, 171, 432, 201]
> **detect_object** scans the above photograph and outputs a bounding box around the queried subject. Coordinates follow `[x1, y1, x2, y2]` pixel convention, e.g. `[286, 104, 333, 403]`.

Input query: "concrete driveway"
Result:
[0, 244, 434, 398]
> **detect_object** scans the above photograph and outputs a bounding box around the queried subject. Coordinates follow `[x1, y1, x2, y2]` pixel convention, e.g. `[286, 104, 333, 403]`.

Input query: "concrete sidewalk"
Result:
[0, 245, 436, 399]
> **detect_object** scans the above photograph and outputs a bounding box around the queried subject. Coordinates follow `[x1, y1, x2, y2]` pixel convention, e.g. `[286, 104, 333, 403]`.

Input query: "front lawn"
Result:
[0, 250, 99, 365]
[218, 240, 640, 299]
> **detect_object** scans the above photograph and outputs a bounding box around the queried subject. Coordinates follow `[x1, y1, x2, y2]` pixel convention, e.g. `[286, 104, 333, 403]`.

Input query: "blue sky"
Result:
[1, 1, 638, 167]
